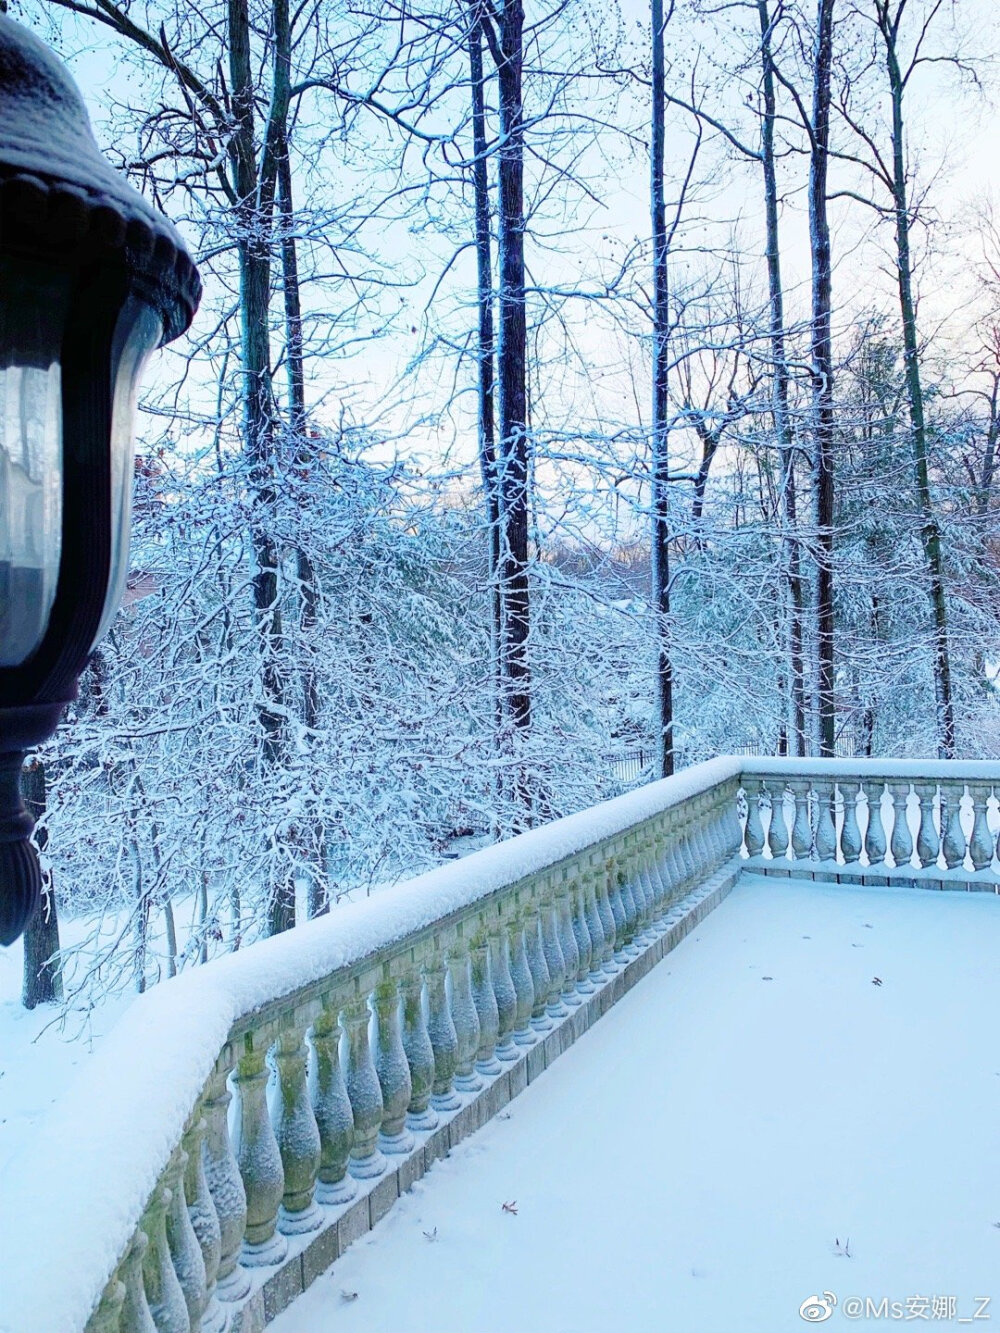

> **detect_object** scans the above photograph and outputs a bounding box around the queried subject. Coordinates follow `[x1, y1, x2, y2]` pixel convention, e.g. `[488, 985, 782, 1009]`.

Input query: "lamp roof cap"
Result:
[0, 15, 200, 342]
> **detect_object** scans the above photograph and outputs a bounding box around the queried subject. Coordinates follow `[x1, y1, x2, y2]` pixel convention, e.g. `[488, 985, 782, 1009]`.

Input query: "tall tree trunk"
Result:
[230, 0, 291, 932]
[689, 426, 719, 541]
[277, 136, 326, 915]
[758, 0, 808, 756]
[469, 9, 504, 815]
[495, 0, 532, 819]
[20, 761, 62, 1009]
[878, 2, 955, 757]
[651, 0, 674, 777]
[809, 0, 836, 756]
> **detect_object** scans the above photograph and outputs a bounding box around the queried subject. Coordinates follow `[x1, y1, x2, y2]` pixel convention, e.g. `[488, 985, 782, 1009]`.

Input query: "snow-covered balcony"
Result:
[2, 758, 999, 1333]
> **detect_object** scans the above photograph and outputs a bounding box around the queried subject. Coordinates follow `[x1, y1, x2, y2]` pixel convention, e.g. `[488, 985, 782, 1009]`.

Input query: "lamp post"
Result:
[0, 17, 200, 945]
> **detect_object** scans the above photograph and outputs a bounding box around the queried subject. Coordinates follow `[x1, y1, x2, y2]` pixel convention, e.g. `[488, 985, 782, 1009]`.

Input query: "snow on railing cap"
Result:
[740, 756, 1000, 782]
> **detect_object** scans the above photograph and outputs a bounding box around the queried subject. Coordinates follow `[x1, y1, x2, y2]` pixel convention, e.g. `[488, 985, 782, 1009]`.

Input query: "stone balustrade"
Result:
[3, 760, 745, 1333]
[739, 758, 1000, 891]
[16, 756, 1000, 1333]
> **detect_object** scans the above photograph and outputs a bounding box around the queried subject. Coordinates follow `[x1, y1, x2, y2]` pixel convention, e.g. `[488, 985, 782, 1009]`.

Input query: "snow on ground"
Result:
[272, 874, 1000, 1333]
[0, 925, 131, 1177]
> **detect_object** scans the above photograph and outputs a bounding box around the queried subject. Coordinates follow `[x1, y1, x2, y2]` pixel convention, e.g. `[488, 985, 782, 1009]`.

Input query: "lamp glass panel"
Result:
[91, 296, 162, 651]
[0, 258, 71, 668]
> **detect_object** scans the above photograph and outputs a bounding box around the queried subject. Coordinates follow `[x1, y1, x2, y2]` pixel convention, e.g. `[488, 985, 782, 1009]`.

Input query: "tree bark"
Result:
[469, 10, 504, 801]
[20, 761, 62, 1009]
[229, 0, 291, 931]
[277, 116, 326, 917]
[495, 0, 532, 818]
[651, 0, 674, 777]
[758, 0, 808, 756]
[877, 1, 955, 757]
[808, 0, 837, 757]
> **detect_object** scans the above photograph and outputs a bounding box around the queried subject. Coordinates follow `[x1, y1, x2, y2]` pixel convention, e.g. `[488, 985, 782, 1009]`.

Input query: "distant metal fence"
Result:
[607, 748, 655, 785]
[611, 736, 864, 786]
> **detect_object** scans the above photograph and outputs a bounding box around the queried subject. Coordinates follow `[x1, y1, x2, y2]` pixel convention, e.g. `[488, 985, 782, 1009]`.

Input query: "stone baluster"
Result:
[399, 971, 438, 1132]
[540, 893, 569, 1015]
[85, 1275, 126, 1333]
[181, 1116, 224, 1333]
[914, 782, 940, 868]
[142, 1180, 190, 1333]
[163, 1146, 207, 1331]
[594, 864, 618, 973]
[640, 846, 663, 933]
[789, 782, 812, 861]
[373, 979, 414, 1153]
[232, 1037, 286, 1266]
[649, 828, 670, 903]
[688, 799, 709, 874]
[688, 794, 709, 869]
[524, 907, 554, 1032]
[644, 837, 667, 927]
[273, 1020, 322, 1234]
[471, 937, 502, 1073]
[629, 847, 653, 943]
[555, 886, 582, 1006]
[713, 786, 740, 860]
[507, 912, 536, 1045]
[450, 941, 483, 1092]
[689, 794, 714, 867]
[623, 850, 646, 945]
[342, 995, 386, 1178]
[765, 780, 789, 859]
[814, 781, 837, 863]
[969, 784, 993, 871]
[698, 794, 719, 863]
[200, 1060, 249, 1302]
[675, 807, 698, 886]
[120, 1233, 158, 1333]
[581, 871, 607, 982]
[578, 874, 602, 981]
[723, 783, 747, 858]
[743, 783, 765, 858]
[941, 786, 967, 872]
[656, 829, 679, 906]
[570, 880, 595, 994]
[675, 809, 695, 887]
[489, 931, 519, 1060]
[863, 781, 887, 866]
[839, 782, 862, 865]
[605, 858, 629, 957]
[425, 959, 462, 1107]
[309, 1002, 358, 1204]
[889, 783, 914, 868]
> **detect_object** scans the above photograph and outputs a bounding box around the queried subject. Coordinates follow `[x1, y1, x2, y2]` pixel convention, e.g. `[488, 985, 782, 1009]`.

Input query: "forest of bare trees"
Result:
[12, 0, 1000, 1008]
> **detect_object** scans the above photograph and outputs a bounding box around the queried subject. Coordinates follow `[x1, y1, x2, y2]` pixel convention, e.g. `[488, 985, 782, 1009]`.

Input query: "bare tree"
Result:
[650, 0, 676, 776]
[870, 0, 956, 756]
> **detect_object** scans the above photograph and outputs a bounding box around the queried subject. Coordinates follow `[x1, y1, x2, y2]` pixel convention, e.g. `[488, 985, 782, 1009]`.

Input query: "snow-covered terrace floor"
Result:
[272, 874, 1000, 1333]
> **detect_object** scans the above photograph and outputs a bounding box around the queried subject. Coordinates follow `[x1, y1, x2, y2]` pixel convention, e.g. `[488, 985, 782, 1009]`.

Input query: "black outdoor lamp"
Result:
[0, 17, 200, 945]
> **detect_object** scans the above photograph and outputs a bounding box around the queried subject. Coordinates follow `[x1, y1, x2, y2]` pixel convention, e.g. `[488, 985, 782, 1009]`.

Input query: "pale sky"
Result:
[25, 0, 1000, 517]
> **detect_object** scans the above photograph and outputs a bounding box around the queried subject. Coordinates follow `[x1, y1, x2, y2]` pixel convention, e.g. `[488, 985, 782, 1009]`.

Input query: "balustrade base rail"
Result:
[746, 856, 1000, 894]
[224, 862, 740, 1331]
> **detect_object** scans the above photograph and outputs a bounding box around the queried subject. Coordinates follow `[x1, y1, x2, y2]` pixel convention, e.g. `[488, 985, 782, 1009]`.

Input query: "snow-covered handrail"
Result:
[739, 757, 1000, 889]
[0, 757, 744, 1333]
